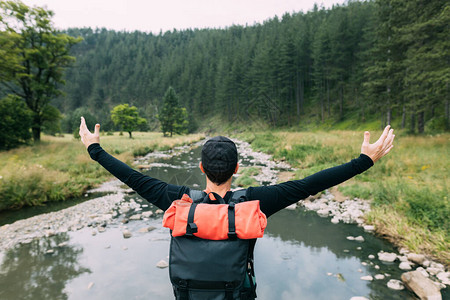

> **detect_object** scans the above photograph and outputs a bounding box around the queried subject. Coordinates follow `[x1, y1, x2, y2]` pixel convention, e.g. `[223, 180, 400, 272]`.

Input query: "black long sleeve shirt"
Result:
[88, 143, 373, 218]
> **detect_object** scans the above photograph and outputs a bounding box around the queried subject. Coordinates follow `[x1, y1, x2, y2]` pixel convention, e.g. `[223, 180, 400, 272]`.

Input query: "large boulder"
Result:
[401, 270, 442, 300]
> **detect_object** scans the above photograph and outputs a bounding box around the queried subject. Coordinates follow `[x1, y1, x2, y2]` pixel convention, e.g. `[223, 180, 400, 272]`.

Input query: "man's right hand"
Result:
[79, 116, 100, 149]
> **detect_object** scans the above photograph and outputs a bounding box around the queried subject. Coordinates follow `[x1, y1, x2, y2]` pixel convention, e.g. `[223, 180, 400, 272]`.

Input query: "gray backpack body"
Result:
[169, 189, 257, 300]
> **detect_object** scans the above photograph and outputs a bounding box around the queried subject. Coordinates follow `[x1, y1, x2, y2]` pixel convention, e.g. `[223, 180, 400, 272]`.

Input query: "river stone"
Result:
[416, 267, 429, 278]
[401, 270, 442, 300]
[347, 236, 355, 241]
[155, 209, 163, 214]
[317, 209, 329, 217]
[331, 216, 340, 224]
[354, 236, 365, 242]
[427, 268, 441, 276]
[375, 265, 380, 270]
[361, 276, 373, 281]
[407, 253, 426, 265]
[363, 225, 375, 232]
[142, 211, 153, 218]
[350, 297, 369, 300]
[436, 272, 450, 285]
[378, 252, 397, 262]
[399, 262, 413, 270]
[156, 260, 169, 268]
[129, 214, 142, 220]
[98, 227, 106, 233]
[46, 249, 55, 254]
[368, 255, 375, 260]
[138, 227, 150, 233]
[387, 279, 404, 290]
[122, 230, 132, 238]
[285, 204, 297, 210]
[375, 274, 385, 280]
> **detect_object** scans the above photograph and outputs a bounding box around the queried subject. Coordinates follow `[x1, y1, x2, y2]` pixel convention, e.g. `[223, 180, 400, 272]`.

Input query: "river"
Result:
[0, 141, 448, 300]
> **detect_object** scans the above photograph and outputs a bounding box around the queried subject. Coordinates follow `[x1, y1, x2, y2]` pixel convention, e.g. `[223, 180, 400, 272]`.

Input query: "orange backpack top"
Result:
[162, 192, 267, 240]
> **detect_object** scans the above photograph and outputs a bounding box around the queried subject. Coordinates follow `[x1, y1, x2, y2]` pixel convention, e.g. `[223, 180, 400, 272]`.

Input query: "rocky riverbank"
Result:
[1, 138, 448, 300]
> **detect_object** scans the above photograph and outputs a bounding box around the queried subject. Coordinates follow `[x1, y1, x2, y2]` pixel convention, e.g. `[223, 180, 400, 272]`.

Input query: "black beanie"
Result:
[201, 136, 238, 173]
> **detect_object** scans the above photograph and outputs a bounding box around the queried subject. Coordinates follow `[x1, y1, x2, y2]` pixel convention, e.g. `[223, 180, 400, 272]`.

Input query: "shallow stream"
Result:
[0, 142, 448, 300]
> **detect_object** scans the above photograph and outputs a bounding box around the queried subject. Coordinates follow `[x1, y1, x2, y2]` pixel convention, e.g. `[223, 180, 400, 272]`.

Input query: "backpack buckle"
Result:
[186, 222, 198, 236]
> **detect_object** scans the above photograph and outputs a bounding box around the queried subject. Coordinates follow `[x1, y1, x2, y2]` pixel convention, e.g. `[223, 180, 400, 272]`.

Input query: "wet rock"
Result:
[363, 225, 375, 232]
[399, 262, 412, 270]
[346, 236, 355, 241]
[354, 236, 365, 242]
[156, 260, 169, 268]
[378, 252, 397, 262]
[436, 272, 450, 285]
[155, 209, 163, 214]
[361, 262, 368, 266]
[317, 209, 329, 217]
[142, 211, 153, 218]
[284, 204, 297, 210]
[46, 249, 55, 254]
[58, 242, 68, 247]
[331, 217, 340, 224]
[91, 230, 97, 236]
[401, 270, 442, 300]
[374, 265, 380, 270]
[122, 230, 132, 238]
[98, 227, 106, 233]
[121, 218, 129, 224]
[416, 267, 429, 278]
[360, 275, 373, 281]
[368, 255, 375, 260]
[407, 253, 426, 265]
[375, 274, 385, 280]
[129, 214, 142, 220]
[387, 279, 404, 290]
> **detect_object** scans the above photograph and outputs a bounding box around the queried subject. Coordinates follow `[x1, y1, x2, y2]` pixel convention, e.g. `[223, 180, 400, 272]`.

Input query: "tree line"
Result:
[56, 0, 448, 134]
[1, 0, 449, 150]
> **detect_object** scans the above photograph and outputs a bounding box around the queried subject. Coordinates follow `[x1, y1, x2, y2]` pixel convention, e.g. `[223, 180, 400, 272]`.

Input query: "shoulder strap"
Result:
[231, 189, 247, 203]
[189, 189, 205, 202]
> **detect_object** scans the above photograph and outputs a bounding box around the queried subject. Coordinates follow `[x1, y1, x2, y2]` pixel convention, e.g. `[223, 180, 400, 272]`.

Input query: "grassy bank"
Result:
[236, 130, 449, 266]
[0, 132, 204, 211]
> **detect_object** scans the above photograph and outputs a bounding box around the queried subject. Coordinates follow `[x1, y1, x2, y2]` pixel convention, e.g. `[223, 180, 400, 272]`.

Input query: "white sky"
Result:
[21, 0, 346, 33]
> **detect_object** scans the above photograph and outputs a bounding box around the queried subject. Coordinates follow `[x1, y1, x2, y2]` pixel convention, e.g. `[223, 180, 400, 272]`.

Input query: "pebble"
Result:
[399, 262, 412, 270]
[129, 214, 142, 220]
[368, 255, 375, 260]
[361, 276, 373, 281]
[155, 209, 164, 214]
[142, 211, 153, 218]
[354, 236, 364, 242]
[46, 249, 54, 254]
[378, 252, 397, 262]
[374, 274, 385, 280]
[346, 236, 355, 241]
[374, 265, 380, 270]
[387, 279, 404, 290]
[156, 260, 169, 268]
[284, 204, 297, 210]
[363, 225, 375, 232]
[122, 230, 132, 238]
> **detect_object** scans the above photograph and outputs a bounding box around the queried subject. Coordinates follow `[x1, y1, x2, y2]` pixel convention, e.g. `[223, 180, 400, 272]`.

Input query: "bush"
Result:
[0, 95, 32, 150]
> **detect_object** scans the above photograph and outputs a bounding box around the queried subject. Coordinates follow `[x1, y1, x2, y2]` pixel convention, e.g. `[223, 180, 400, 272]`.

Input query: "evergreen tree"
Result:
[158, 87, 188, 137]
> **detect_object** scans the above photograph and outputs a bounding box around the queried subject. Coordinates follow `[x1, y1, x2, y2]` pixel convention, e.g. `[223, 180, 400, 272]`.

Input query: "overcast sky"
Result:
[21, 0, 346, 33]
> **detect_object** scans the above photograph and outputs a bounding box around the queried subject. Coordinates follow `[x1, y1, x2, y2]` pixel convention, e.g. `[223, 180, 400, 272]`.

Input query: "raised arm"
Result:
[79, 117, 188, 210]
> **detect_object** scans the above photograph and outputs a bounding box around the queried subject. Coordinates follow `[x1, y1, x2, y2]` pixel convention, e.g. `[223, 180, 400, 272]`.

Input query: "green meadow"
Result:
[0, 132, 204, 211]
[236, 130, 449, 266]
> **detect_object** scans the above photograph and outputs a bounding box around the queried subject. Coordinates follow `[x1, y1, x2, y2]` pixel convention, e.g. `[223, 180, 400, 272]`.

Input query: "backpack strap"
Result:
[189, 189, 205, 202]
[231, 189, 247, 203]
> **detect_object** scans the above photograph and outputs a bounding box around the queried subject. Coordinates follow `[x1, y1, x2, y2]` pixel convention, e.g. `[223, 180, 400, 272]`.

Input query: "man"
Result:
[79, 117, 394, 299]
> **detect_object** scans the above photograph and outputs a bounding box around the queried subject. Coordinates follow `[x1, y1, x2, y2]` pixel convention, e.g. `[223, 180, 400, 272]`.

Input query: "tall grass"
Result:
[237, 130, 449, 265]
[0, 132, 204, 210]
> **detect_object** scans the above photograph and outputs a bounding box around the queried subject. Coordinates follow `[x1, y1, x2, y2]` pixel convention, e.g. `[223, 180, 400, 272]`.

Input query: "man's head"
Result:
[200, 136, 238, 185]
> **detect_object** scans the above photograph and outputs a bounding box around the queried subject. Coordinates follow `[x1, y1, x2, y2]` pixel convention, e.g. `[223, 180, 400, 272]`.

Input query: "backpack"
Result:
[162, 190, 267, 300]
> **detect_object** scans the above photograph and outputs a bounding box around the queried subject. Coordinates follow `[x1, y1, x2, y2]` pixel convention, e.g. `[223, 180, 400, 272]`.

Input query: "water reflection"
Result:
[0, 234, 90, 300]
[255, 209, 417, 300]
